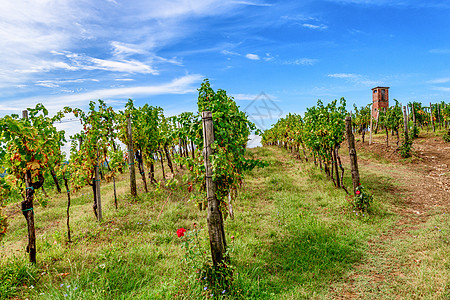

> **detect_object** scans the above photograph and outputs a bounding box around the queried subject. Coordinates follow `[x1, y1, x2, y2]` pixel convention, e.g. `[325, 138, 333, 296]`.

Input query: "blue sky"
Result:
[1, 0, 450, 135]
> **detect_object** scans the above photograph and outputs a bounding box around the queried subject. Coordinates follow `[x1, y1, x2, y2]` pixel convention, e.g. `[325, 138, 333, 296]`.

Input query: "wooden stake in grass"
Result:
[403, 106, 409, 142]
[63, 175, 71, 242]
[202, 111, 227, 267]
[430, 102, 435, 132]
[127, 116, 137, 197]
[345, 116, 360, 195]
[95, 147, 102, 222]
[369, 104, 373, 145]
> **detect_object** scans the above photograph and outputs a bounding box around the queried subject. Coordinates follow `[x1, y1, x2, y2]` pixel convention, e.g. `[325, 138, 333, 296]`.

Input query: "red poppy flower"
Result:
[356, 190, 361, 195]
[177, 228, 187, 237]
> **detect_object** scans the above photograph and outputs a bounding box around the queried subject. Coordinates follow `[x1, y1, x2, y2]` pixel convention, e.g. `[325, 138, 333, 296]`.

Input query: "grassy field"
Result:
[0, 139, 448, 299]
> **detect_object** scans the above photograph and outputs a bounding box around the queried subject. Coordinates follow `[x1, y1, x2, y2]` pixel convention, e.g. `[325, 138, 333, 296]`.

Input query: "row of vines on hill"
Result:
[263, 99, 450, 202]
[352, 100, 450, 149]
[262, 98, 349, 193]
[0, 79, 263, 284]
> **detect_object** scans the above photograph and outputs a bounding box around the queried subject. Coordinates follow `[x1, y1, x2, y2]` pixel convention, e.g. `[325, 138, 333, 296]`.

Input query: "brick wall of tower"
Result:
[372, 87, 389, 118]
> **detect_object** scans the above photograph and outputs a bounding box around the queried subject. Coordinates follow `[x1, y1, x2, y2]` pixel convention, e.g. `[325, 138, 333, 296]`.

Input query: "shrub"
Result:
[409, 125, 419, 139]
[347, 184, 373, 212]
[400, 139, 413, 158]
[443, 129, 450, 143]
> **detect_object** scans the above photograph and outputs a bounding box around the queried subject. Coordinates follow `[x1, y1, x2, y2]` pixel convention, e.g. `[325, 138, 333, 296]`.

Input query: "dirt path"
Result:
[367, 135, 449, 224]
[335, 134, 450, 299]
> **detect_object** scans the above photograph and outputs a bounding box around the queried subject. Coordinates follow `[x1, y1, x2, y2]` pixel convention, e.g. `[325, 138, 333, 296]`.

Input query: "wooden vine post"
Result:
[127, 116, 137, 197]
[202, 111, 227, 267]
[63, 175, 71, 242]
[369, 104, 373, 145]
[403, 106, 409, 142]
[430, 102, 435, 132]
[94, 147, 102, 221]
[345, 116, 360, 195]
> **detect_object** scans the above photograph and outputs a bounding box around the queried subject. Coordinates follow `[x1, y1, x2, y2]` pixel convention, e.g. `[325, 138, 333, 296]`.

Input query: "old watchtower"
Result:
[372, 86, 389, 119]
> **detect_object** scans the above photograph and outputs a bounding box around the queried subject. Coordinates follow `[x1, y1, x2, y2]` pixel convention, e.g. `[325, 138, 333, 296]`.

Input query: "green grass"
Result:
[0, 146, 447, 299]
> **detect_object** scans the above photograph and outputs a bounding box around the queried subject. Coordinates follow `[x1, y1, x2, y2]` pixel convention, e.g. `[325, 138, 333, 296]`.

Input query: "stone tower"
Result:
[372, 86, 389, 119]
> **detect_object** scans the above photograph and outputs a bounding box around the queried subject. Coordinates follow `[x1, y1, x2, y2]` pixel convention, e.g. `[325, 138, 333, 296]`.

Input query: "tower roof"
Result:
[371, 86, 390, 90]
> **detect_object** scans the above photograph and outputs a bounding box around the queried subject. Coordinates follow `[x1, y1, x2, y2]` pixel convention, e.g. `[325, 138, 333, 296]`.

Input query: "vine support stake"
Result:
[345, 116, 360, 195]
[95, 147, 102, 222]
[430, 102, 435, 132]
[403, 106, 409, 142]
[127, 116, 137, 197]
[369, 104, 373, 145]
[202, 111, 227, 268]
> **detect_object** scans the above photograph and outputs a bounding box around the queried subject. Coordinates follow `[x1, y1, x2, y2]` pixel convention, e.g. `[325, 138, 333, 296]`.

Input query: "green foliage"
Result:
[117, 99, 163, 175]
[408, 101, 428, 127]
[263, 98, 347, 175]
[352, 104, 371, 136]
[443, 129, 450, 142]
[409, 124, 420, 139]
[178, 228, 233, 298]
[65, 100, 118, 191]
[0, 258, 39, 298]
[381, 99, 403, 134]
[188, 79, 266, 214]
[400, 138, 413, 158]
[0, 184, 6, 241]
[0, 104, 65, 186]
[347, 184, 374, 212]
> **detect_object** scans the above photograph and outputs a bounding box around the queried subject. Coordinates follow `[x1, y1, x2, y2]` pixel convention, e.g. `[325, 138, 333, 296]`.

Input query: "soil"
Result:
[335, 132, 450, 298]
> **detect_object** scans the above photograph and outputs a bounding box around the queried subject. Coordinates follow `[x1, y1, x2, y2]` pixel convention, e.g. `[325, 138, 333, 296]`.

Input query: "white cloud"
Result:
[232, 93, 261, 100]
[302, 23, 328, 30]
[263, 53, 274, 61]
[281, 15, 317, 22]
[48, 51, 158, 74]
[35, 78, 100, 88]
[221, 50, 241, 56]
[115, 78, 135, 82]
[246, 53, 260, 60]
[232, 93, 277, 101]
[111, 41, 149, 58]
[247, 134, 262, 148]
[428, 77, 450, 84]
[0, 0, 233, 87]
[87, 57, 156, 74]
[0, 1, 91, 83]
[284, 58, 318, 65]
[432, 86, 450, 92]
[232, 1, 272, 6]
[0, 74, 204, 114]
[326, 0, 450, 9]
[328, 73, 359, 78]
[328, 73, 379, 86]
[36, 82, 60, 88]
[429, 48, 450, 54]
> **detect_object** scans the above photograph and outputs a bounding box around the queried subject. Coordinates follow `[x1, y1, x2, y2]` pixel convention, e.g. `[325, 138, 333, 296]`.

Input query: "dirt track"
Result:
[336, 133, 450, 299]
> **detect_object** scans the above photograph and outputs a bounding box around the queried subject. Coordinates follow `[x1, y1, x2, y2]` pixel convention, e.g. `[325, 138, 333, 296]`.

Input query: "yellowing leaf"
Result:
[26, 160, 41, 171]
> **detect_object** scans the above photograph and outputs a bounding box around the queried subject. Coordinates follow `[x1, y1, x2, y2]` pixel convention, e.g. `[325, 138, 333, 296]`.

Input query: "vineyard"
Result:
[0, 82, 449, 299]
